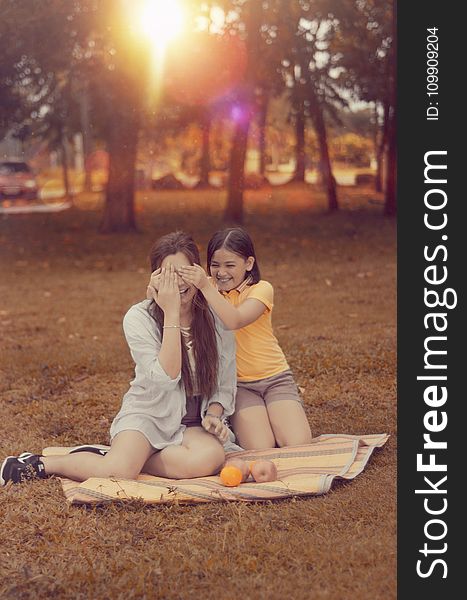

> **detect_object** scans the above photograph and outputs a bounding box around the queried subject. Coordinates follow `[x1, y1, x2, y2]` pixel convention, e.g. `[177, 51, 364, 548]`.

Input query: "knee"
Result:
[243, 440, 275, 451]
[236, 431, 276, 451]
[111, 469, 140, 480]
[104, 459, 140, 481]
[276, 429, 312, 448]
[183, 444, 225, 478]
[232, 415, 276, 450]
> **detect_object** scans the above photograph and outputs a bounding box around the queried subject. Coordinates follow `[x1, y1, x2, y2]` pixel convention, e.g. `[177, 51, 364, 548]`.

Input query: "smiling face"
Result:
[160, 252, 197, 306]
[209, 247, 254, 292]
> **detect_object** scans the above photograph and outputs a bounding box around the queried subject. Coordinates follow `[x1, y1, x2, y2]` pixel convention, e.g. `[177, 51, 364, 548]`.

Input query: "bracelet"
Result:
[163, 325, 181, 329]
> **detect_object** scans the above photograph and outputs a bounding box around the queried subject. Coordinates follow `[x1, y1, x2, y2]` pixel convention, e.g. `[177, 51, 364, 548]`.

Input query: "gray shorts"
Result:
[235, 369, 302, 409]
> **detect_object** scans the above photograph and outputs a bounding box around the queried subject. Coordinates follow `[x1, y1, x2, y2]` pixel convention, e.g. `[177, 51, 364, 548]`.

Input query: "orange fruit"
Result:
[224, 458, 250, 482]
[220, 465, 243, 487]
[250, 460, 278, 483]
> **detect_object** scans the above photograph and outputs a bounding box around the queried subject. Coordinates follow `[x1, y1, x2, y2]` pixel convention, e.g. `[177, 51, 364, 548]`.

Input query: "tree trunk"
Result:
[79, 83, 93, 192]
[224, 0, 262, 223]
[196, 108, 211, 188]
[375, 101, 390, 192]
[292, 100, 306, 182]
[58, 127, 70, 201]
[384, 2, 397, 217]
[383, 105, 396, 216]
[225, 116, 250, 223]
[310, 93, 338, 212]
[375, 144, 384, 193]
[99, 110, 139, 233]
[97, 2, 150, 233]
[258, 96, 267, 176]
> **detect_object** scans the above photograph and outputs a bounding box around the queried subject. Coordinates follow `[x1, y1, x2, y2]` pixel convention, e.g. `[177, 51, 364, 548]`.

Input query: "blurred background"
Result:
[0, 0, 395, 228]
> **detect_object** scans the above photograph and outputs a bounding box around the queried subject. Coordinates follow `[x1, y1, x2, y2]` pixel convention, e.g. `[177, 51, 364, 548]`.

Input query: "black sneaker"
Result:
[0, 452, 47, 485]
[69, 444, 109, 457]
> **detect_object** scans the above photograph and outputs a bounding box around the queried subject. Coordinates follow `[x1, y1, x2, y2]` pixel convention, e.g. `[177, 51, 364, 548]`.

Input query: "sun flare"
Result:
[138, 0, 184, 51]
[133, 0, 185, 103]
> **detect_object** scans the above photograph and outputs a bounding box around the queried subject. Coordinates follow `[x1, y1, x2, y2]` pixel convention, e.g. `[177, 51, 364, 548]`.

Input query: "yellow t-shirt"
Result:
[221, 279, 289, 382]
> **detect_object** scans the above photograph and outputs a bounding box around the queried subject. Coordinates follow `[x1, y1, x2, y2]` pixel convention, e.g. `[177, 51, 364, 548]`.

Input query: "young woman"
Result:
[176, 227, 312, 450]
[1, 232, 237, 486]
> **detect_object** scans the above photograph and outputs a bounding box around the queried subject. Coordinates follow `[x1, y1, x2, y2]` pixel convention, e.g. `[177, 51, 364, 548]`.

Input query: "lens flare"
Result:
[138, 0, 184, 51]
[132, 0, 185, 104]
[165, 32, 248, 106]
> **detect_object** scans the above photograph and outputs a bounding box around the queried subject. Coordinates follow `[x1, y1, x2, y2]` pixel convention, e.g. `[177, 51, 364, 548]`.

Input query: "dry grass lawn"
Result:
[0, 184, 396, 600]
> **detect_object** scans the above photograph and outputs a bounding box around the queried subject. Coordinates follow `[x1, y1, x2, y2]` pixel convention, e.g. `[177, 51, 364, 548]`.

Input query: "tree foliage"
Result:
[322, 0, 396, 213]
[0, 0, 396, 228]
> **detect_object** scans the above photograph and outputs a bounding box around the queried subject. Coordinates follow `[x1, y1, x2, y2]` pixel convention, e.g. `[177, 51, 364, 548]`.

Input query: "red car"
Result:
[0, 161, 39, 200]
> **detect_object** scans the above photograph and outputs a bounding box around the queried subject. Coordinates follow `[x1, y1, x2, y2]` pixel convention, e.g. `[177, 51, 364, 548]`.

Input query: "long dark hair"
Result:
[207, 227, 261, 283]
[148, 231, 219, 400]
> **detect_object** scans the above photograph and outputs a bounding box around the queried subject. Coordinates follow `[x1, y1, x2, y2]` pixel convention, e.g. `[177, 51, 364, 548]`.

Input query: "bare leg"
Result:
[143, 427, 225, 479]
[41, 431, 153, 482]
[231, 405, 276, 450]
[267, 400, 312, 447]
[231, 385, 276, 450]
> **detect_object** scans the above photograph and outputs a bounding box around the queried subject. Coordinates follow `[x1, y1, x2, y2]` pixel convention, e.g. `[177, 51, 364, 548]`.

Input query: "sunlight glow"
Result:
[134, 0, 185, 105]
[138, 0, 184, 52]
[195, 6, 226, 33]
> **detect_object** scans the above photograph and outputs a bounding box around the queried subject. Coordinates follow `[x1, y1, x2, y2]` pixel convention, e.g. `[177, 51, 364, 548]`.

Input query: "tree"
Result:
[382, 2, 396, 216]
[0, 0, 89, 200]
[326, 0, 396, 214]
[275, 4, 341, 210]
[215, 0, 285, 222]
[197, 107, 213, 187]
[0, 0, 150, 231]
[308, 83, 338, 211]
[224, 0, 263, 223]
[291, 82, 307, 183]
[257, 92, 268, 176]
[96, 1, 150, 232]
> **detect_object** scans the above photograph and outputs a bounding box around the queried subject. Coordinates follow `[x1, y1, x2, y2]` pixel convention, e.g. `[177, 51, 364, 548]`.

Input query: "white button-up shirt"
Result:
[110, 300, 237, 450]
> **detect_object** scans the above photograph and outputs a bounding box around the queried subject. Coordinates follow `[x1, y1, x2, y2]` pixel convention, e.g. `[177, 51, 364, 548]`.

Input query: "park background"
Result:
[0, 1, 396, 599]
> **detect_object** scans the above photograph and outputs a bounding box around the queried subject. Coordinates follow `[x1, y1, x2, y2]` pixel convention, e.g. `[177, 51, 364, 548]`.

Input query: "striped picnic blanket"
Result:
[42, 433, 389, 505]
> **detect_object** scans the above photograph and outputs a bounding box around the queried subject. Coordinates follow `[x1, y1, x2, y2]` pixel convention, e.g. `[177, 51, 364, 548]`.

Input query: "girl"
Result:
[1, 232, 237, 486]
[176, 227, 312, 450]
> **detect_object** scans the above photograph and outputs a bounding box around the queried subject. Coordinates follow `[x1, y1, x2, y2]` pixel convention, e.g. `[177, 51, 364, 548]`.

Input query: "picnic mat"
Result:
[42, 433, 389, 505]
